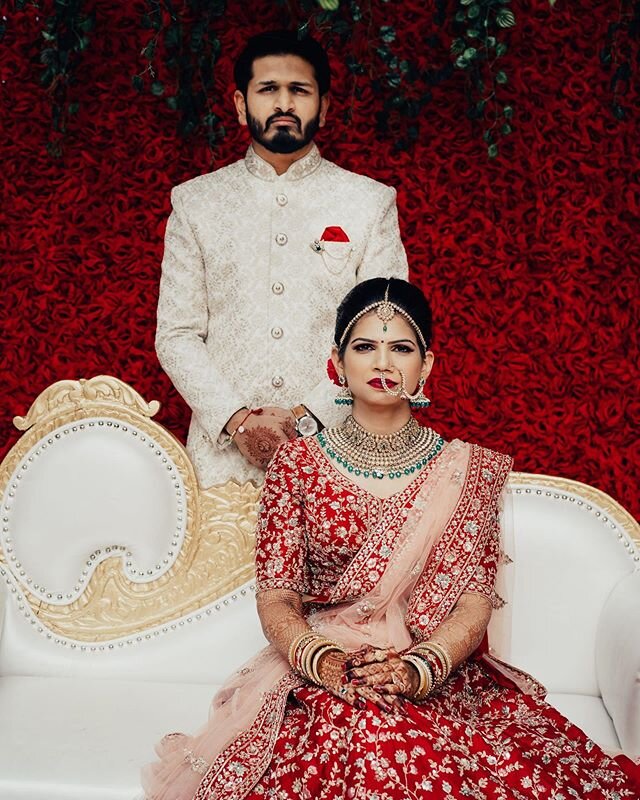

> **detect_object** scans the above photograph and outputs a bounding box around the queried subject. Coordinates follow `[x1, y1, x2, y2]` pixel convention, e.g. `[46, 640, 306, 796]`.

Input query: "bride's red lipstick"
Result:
[368, 377, 397, 389]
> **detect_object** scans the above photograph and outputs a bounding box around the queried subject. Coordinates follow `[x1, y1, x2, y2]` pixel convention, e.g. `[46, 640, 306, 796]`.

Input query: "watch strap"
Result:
[291, 404, 308, 422]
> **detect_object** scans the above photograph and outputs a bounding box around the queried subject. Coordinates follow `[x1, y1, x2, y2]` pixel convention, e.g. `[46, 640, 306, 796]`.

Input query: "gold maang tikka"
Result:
[376, 284, 396, 333]
[337, 282, 428, 353]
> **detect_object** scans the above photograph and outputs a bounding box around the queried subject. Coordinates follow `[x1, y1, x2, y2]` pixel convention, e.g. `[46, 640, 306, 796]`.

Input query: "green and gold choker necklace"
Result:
[317, 415, 445, 480]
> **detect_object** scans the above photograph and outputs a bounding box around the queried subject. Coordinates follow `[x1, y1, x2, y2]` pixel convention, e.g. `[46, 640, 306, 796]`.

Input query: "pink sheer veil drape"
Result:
[142, 441, 467, 800]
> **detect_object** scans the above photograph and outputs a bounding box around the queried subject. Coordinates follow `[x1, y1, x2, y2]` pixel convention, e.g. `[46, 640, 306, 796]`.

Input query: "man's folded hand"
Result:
[234, 407, 296, 469]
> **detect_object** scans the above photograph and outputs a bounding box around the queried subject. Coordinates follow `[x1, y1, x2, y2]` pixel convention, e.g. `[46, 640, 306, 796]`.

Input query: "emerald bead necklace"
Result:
[317, 415, 445, 480]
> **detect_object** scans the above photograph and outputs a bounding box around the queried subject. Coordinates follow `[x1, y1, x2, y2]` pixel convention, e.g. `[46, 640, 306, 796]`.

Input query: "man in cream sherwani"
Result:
[156, 30, 408, 489]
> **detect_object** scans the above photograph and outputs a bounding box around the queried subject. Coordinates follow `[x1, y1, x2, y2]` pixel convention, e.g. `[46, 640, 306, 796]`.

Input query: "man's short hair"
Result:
[234, 30, 331, 97]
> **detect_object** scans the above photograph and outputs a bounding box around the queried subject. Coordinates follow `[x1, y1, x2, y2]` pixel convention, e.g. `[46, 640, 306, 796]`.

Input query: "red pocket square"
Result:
[320, 226, 350, 243]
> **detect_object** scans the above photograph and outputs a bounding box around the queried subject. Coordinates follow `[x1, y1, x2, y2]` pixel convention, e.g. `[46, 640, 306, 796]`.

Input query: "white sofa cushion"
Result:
[0, 675, 219, 800]
[490, 484, 635, 696]
[596, 570, 640, 760]
[3, 418, 188, 600]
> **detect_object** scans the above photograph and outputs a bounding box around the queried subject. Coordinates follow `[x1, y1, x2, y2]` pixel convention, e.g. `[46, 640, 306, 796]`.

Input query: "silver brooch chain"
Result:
[318, 415, 445, 480]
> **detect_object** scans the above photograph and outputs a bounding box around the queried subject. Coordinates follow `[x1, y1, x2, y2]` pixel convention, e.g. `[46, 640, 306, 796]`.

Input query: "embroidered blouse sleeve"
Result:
[461, 499, 504, 608]
[255, 443, 309, 594]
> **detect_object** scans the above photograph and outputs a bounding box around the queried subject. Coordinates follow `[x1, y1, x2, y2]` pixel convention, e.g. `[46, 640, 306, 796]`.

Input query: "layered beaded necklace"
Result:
[317, 415, 445, 480]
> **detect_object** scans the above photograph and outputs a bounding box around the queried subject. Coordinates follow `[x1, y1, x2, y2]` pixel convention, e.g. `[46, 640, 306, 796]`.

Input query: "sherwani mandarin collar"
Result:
[244, 143, 323, 182]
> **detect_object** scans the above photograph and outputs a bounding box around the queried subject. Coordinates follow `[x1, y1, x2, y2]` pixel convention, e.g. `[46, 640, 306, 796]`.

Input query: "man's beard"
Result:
[246, 109, 321, 154]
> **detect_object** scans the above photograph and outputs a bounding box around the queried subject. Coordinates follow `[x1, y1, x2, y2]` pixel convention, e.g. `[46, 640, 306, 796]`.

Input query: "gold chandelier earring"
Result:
[335, 374, 353, 406]
[403, 376, 431, 409]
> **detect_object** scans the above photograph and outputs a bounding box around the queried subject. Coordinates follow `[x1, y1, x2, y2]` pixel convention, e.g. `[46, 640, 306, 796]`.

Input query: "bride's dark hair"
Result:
[334, 278, 433, 357]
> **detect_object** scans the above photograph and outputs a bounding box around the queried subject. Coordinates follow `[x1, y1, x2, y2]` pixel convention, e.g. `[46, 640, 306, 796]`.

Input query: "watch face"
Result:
[298, 415, 318, 437]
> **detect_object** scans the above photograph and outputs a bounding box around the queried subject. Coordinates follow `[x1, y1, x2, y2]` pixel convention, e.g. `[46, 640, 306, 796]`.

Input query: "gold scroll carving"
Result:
[1, 377, 260, 642]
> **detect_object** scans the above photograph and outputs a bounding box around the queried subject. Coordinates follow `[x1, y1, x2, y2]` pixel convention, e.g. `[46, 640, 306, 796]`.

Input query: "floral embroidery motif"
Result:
[356, 599, 376, 622]
[244, 667, 638, 800]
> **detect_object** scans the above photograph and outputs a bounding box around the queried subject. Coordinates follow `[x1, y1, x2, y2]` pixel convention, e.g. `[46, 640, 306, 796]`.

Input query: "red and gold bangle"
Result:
[411, 641, 452, 685]
[413, 648, 445, 684]
[401, 653, 433, 701]
[424, 641, 452, 679]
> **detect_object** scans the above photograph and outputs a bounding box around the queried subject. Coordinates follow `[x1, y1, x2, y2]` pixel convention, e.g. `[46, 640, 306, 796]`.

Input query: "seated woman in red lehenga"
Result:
[143, 278, 640, 799]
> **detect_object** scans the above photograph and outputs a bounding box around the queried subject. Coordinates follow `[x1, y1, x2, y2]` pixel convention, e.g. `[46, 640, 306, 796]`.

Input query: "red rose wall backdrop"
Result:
[1, 1, 638, 515]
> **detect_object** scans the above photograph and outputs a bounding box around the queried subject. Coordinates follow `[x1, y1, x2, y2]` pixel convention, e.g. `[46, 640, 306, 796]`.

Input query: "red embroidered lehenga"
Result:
[143, 437, 640, 800]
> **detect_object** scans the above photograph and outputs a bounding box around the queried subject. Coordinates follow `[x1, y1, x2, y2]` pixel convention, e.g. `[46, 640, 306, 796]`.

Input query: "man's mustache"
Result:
[266, 112, 302, 131]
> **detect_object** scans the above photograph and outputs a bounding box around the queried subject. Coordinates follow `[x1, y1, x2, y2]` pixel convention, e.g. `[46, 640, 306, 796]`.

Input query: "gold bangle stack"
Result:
[410, 641, 453, 686]
[401, 653, 434, 701]
[287, 631, 317, 667]
[288, 631, 345, 685]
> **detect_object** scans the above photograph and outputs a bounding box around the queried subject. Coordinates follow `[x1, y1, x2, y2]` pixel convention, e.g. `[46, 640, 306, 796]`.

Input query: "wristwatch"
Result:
[291, 404, 319, 437]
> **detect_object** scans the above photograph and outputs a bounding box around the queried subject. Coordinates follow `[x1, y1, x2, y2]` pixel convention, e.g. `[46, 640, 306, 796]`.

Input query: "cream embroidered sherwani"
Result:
[156, 144, 408, 488]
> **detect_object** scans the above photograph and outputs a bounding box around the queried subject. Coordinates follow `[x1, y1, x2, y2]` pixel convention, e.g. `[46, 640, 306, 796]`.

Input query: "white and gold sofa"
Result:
[0, 377, 638, 800]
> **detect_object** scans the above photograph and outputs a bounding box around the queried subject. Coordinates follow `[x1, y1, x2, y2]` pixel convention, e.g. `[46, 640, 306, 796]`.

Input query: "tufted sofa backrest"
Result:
[0, 377, 266, 685]
[488, 475, 639, 696]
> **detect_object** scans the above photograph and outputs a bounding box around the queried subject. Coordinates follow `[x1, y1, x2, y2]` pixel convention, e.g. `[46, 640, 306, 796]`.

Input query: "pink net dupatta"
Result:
[141, 644, 302, 799]
[142, 441, 467, 800]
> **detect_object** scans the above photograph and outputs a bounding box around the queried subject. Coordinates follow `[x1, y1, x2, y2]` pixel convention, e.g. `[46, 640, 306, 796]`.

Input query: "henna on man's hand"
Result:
[235, 414, 291, 469]
[243, 425, 284, 468]
[280, 417, 297, 440]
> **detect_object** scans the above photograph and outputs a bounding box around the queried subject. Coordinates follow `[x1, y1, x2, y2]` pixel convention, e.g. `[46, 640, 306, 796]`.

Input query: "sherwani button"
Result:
[275, 233, 288, 246]
[276, 194, 288, 206]
[271, 327, 283, 339]
[272, 375, 284, 388]
[272, 282, 284, 295]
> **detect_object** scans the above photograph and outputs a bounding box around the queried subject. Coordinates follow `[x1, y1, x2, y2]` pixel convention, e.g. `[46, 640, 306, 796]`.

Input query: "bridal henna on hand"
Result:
[316, 651, 358, 705]
[356, 684, 405, 715]
[347, 647, 415, 710]
[235, 416, 290, 469]
[315, 649, 396, 711]
[317, 652, 397, 714]
[261, 406, 298, 441]
[256, 589, 308, 648]
[347, 645, 392, 668]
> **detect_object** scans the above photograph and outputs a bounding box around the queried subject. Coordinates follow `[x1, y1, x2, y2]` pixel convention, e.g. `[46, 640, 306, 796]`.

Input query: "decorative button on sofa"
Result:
[0, 376, 638, 800]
